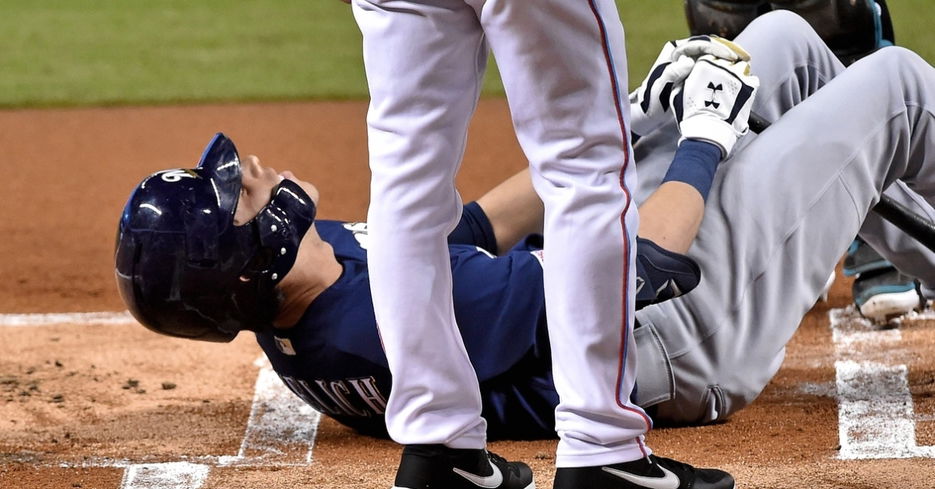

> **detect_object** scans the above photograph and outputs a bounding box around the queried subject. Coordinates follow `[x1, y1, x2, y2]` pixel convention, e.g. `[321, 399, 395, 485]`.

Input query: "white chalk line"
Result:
[120, 463, 210, 489]
[830, 306, 935, 460]
[230, 356, 321, 466]
[0, 311, 322, 488]
[10, 307, 935, 469]
[118, 359, 321, 489]
[0, 310, 135, 327]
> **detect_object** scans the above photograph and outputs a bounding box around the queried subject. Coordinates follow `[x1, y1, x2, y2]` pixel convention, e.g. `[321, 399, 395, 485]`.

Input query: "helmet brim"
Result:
[197, 133, 242, 216]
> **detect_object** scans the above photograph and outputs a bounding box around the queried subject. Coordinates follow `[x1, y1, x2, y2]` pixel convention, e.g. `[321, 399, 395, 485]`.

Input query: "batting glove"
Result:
[673, 54, 759, 158]
[671, 34, 751, 63]
[629, 42, 695, 138]
[629, 35, 751, 138]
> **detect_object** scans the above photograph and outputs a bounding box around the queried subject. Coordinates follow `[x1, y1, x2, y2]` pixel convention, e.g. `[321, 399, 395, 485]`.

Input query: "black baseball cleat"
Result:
[553, 454, 734, 489]
[392, 444, 535, 489]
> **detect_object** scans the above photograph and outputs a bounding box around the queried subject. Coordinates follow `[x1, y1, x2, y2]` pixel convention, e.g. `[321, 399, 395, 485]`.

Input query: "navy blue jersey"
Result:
[255, 210, 700, 440]
[255, 220, 559, 439]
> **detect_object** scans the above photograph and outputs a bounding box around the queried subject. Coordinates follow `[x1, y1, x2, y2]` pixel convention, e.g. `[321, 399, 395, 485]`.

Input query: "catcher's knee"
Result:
[742, 8, 812, 38]
[736, 10, 824, 61]
[857, 46, 927, 83]
[869, 45, 921, 66]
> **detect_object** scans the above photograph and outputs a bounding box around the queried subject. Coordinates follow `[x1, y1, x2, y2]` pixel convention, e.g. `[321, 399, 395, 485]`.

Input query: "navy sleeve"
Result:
[447, 238, 548, 381]
[266, 221, 558, 439]
[447, 201, 498, 253]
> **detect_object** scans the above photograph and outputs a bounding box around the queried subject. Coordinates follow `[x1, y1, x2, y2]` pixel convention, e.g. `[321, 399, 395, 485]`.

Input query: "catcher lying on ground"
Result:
[115, 11, 935, 439]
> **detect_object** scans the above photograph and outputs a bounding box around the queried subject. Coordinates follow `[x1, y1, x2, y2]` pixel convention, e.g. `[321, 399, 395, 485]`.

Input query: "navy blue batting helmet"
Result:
[114, 133, 317, 342]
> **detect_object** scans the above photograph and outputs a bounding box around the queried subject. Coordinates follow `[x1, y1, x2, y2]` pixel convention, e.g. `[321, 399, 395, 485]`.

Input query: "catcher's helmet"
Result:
[114, 133, 317, 342]
[684, 0, 895, 65]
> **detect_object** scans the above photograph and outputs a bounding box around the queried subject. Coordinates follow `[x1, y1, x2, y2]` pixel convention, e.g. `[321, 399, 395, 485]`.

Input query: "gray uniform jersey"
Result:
[630, 10, 935, 424]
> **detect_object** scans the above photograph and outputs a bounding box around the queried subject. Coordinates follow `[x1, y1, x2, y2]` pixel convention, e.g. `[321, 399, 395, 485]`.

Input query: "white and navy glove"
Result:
[673, 54, 759, 158]
[629, 42, 695, 138]
[670, 34, 751, 64]
[629, 35, 751, 138]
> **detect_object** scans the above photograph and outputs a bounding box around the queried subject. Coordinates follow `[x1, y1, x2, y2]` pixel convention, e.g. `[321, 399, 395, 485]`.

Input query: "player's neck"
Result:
[272, 233, 343, 328]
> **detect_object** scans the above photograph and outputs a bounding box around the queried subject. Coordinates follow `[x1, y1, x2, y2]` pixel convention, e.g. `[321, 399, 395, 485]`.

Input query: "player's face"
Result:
[233, 155, 320, 225]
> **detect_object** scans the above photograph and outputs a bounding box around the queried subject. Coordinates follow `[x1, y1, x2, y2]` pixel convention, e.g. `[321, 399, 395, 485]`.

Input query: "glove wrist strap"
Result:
[679, 116, 740, 157]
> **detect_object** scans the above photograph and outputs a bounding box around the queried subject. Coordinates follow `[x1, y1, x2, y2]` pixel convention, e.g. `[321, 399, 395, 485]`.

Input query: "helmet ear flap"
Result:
[181, 200, 220, 266]
[247, 178, 317, 284]
[239, 247, 275, 283]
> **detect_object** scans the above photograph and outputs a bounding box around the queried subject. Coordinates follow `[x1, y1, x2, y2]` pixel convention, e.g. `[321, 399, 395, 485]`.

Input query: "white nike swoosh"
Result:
[602, 465, 680, 489]
[452, 462, 503, 488]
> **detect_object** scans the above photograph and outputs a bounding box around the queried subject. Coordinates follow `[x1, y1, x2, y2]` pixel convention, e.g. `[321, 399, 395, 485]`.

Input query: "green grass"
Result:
[0, 0, 931, 107]
[0, 0, 365, 106]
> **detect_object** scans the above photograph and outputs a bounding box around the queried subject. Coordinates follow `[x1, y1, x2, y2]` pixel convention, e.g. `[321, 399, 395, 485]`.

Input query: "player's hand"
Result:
[671, 34, 751, 63]
[628, 42, 695, 138]
[673, 54, 759, 158]
[629, 35, 751, 138]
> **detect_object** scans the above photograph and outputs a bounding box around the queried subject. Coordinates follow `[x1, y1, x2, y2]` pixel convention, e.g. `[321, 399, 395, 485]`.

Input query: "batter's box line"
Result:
[830, 306, 935, 460]
[1, 309, 323, 489]
[0, 311, 135, 327]
[5, 378, 320, 489]
[4, 359, 321, 470]
[111, 359, 322, 488]
[2, 312, 323, 471]
[0, 455, 317, 470]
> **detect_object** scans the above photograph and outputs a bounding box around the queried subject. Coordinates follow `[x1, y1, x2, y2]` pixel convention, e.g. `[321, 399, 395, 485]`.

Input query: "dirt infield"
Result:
[1, 100, 934, 488]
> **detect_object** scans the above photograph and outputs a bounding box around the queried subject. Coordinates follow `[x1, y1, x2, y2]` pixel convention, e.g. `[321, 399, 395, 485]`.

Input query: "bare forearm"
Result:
[475, 168, 543, 254]
[475, 166, 705, 255]
[636, 181, 705, 254]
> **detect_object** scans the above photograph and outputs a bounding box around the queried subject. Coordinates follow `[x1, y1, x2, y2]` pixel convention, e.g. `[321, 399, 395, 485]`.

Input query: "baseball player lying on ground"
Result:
[115, 10, 935, 439]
